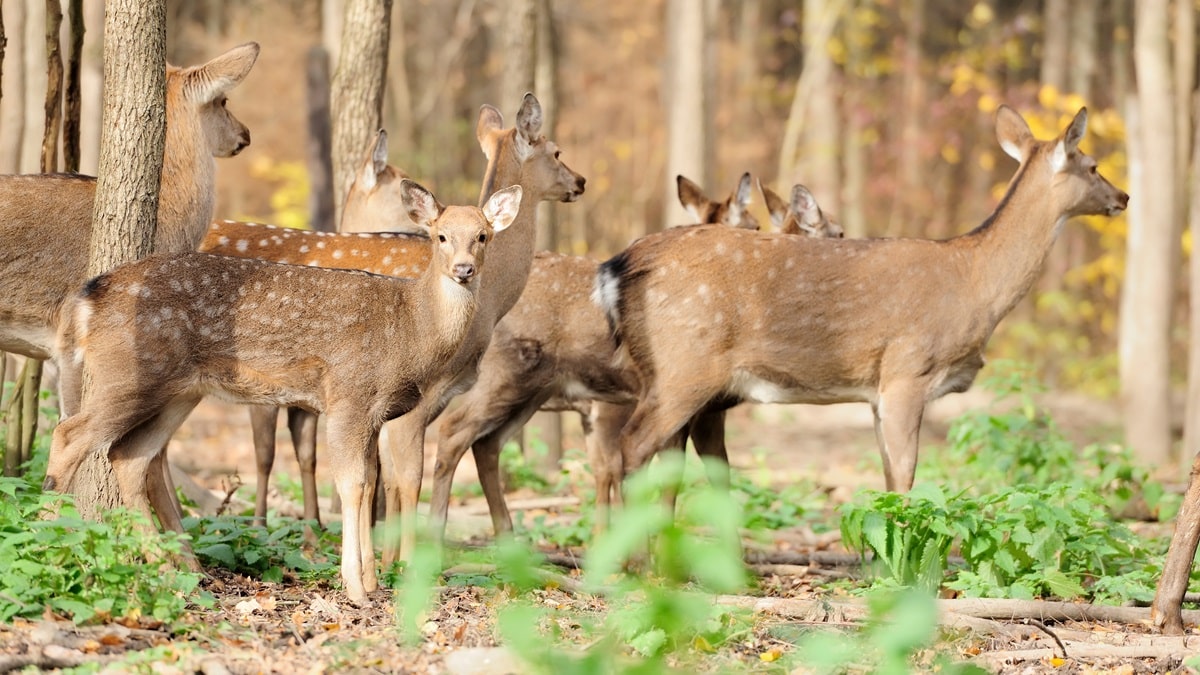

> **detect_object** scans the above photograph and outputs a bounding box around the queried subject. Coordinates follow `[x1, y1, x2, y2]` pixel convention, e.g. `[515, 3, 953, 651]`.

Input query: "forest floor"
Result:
[2, 392, 1197, 674]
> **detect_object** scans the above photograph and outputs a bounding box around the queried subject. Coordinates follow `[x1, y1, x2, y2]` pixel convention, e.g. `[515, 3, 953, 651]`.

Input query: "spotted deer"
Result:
[429, 173, 844, 537]
[198, 128, 425, 525]
[595, 106, 1129, 493]
[0, 42, 258, 364]
[198, 94, 585, 547]
[45, 181, 523, 604]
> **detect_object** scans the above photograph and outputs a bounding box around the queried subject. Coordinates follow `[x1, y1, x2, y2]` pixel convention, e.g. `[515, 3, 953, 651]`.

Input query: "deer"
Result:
[0, 42, 258, 365]
[195, 94, 585, 545]
[594, 106, 1129, 496]
[44, 180, 523, 604]
[371, 93, 585, 567]
[198, 128, 425, 526]
[429, 173, 844, 538]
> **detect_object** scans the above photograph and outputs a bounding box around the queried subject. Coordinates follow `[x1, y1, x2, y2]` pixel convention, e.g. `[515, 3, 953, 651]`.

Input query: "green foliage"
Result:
[0, 477, 204, 625]
[841, 482, 1155, 603]
[792, 589, 988, 675]
[515, 508, 594, 549]
[922, 361, 1165, 518]
[730, 470, 829, 532]
[183, 515, 338, 583]
[500, 439, 553, 493]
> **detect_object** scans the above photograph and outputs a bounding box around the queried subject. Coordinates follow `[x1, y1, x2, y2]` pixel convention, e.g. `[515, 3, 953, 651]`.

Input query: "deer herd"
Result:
[0, 44, 1129, 603]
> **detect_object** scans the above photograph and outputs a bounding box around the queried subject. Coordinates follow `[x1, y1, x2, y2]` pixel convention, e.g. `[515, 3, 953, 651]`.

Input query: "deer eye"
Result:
[554, 150, 561, 159]
[477, 233, 487, 243]
[438, 234, 447, 243]
[1089, 164, 1097, 174]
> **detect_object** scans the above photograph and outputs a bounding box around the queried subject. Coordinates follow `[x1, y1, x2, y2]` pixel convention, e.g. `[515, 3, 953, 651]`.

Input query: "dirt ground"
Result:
[4, 391, 1196, 674]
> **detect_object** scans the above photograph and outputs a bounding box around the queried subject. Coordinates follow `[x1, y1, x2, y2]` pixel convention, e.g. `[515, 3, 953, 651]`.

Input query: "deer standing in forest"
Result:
[44, 181, 522, 604]
[429, 174, 843, 538]
[595, 106, 1128, 494]
[199, 129, 425, 525]
[0, 43, 258, 365]
[196, 95, 585, 557]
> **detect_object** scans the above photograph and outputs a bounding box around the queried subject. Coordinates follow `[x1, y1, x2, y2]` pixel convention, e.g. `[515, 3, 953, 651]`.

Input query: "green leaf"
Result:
[1041, 569, 1086, 599]
[628, 628, 668, 657]
[196, 543, 238, 568]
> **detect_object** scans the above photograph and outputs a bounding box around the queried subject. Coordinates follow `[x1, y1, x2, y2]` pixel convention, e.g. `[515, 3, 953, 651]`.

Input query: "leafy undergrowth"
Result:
[1, 362, 1197, 672]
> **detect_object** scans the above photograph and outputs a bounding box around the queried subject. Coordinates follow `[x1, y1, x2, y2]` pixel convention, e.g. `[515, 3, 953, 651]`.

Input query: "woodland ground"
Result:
[2, 390, 1197, 674]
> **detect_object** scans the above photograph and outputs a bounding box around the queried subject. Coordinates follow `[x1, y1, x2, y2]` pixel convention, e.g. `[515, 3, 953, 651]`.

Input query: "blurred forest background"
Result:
[1, 0, 1198, 471]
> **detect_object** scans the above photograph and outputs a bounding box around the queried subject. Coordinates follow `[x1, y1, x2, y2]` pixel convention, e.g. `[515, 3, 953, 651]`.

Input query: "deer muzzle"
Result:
[452, 262, 477, 283]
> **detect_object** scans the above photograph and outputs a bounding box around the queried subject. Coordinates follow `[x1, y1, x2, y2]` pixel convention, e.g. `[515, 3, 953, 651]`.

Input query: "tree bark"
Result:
[886, 0, 923, 236]
[305, 46, 335, 232]
[1120, 0, 1177, 467]
[330, 0, 391, 226]
[1069, 0, 1098, 101]
[40, 0, 62, 173]
[0, 0, 26, 172]
[662, 0, 710, 228]
[1040, 0, 1069, 92]
[73, 0, 167, 518]
[63, 0, 83, 174]
[500, 0, 536, 111]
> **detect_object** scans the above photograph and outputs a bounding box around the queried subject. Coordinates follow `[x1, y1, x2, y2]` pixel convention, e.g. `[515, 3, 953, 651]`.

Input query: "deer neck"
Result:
[474, 132, 540, 324]
[409, 264, 481, 366]
[964, 155, 1065, 326]
[155, 104, 216, 254]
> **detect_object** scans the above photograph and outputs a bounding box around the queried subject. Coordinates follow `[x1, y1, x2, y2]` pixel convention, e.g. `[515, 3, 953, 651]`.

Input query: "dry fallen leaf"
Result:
[234, 598, 262, 615]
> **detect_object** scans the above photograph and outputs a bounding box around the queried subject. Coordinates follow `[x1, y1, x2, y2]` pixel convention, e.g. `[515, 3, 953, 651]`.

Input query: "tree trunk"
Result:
[382, 3, 413, 156]
[1162, 104, 1200, 635]
[1121, 0, 1177, 467]
[0, 0, 26, 172]
[1040, 0, 1069, 92]
[330, 0, 391, 226]
[500, 0, 536, 112]
[305, 45, 335, 232]
[662, 0, 709, 228]
[63, 0, 83, 174]
[1069, 0, 1098, 101]
[73, 0, 167, 518]
[887, 0, 923, 236]
[21, 0, 46, 173]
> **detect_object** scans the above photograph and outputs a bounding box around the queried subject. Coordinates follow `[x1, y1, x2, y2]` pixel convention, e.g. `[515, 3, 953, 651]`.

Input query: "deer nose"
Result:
[233, 129, 251, 155]
[453, 263, 476, 282]
[1118, 191, 1130, 208]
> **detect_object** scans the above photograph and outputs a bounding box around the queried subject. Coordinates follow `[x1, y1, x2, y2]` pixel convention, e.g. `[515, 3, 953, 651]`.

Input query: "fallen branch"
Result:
[974, 642, 1200, 668]
[743, 550, 864, 567]
[750, 564, 810, 578]
[460, 495, 580, 516]
[0, 645, 106, 674]
[441, 563, 587, 595]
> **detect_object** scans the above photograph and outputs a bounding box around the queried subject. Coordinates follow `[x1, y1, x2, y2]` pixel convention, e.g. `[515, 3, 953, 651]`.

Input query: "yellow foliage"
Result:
[940, 144, 961, 165]
[243, 157, 310, 230]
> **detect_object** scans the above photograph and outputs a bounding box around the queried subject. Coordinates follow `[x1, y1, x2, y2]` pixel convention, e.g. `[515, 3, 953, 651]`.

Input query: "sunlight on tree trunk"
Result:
[661, 0, 710, 229]
[1121, 0, 1177, 467]
[0, 0, 26, 172]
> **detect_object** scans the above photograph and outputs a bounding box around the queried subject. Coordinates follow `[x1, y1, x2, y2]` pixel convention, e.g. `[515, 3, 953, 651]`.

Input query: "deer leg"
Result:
[146, 449, 202, 573]
[249, 405, 279, 527]
[586, 401, 631, 533]
[872, 382, 926, 492]
[620, 387, 707, 494]
[109, 397, 201, 533]
[689, 409, 731, 491]
[379, 411, 428, 568]
[325, 411, 377, 604]
[286, 407, 321, 526]
[429, 405, 491, 539]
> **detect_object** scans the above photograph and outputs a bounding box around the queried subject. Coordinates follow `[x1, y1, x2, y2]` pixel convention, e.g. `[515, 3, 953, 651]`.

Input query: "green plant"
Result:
[922, 360, 1164, 518]
[841, 481, 1156, 603]
[183, 514, 338, 583]
[731, 471, 829, 532]
[0, 477, 204, 624]
[499, 439, 552, 493]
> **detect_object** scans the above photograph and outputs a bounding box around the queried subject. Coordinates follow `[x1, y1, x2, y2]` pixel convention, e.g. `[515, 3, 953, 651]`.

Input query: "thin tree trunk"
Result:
[305, 45, 334, 232]
[382, 3, 413, 155]
[1041, 0, 1070, 92]
[662, 0, 709, 227]
[63, 0, 83, 174]
[1069, 0, 1098, 101]
[0, 0, 22, 173]
[74, 0, 167, 518]
[887, 0, 923, 237]
[1121, 0, 1177, 466]
[330, 0, 392, 227]
[500, 0, 536, 111]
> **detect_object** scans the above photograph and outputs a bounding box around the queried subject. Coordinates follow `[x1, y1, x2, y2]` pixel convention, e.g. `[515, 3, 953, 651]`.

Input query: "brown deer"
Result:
[0, 42, 259, 363]
[198, 129, 425, 526]
[429, 174, 843, 537]
[377, 94, 586, 566]
[45, 180, 523, 604]
[197, 94, 585, 542]
[595, 106, 1128, 493]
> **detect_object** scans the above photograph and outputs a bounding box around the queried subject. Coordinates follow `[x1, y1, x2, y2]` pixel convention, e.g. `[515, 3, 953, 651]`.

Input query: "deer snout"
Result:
[564, 174, 586, 202]
[42, 475, 57, 491]
[452, 262, 477, 283]
[232, 128, 251, 156]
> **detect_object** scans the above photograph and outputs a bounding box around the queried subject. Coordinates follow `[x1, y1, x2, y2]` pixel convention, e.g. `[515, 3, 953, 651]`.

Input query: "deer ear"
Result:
[476, 104, 504, 159]
[358, 129, 389, 190]
[182, 42, 259, 104]
[516, 93, 544, 142]
[733, 172, 753, 212]
[483, 185, 523, 233]
[1050, 108, 1088, 173]
[995, 104, 1034, 163]
[789, 185, 820, 222]
[400, 180, 443, 231]
[760, 180, 788, 230]
[676, 175, 707, 222]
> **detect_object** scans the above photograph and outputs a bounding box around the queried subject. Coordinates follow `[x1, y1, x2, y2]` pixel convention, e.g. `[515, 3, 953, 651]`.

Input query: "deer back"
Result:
[0, 44, 257, 361]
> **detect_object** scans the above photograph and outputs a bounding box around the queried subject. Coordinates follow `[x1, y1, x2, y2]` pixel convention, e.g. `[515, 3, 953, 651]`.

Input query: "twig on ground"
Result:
[974, 642, 1199, 667]
[1024, 618, 1067, 659]
[750, 563, 810, 577]
[441, 563, 588, 595]
[216, 474, 243, 517]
